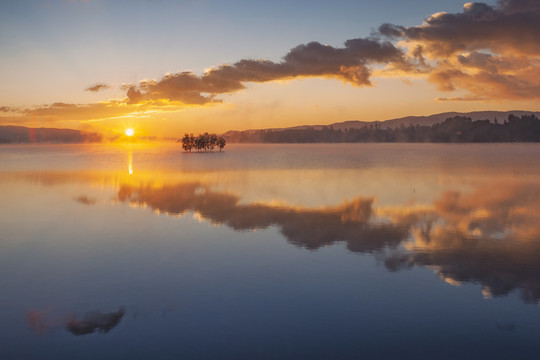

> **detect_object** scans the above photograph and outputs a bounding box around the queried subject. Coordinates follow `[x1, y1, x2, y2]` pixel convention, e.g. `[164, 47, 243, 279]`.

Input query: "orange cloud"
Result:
[124, 38, 407, 105]
[380, 0, 540, 100]
[428, 65, 540, 100]
[0, 98, 214, 130]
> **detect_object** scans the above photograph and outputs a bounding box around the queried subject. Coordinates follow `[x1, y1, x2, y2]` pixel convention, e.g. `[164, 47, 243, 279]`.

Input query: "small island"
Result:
[180, 132, 226, 152]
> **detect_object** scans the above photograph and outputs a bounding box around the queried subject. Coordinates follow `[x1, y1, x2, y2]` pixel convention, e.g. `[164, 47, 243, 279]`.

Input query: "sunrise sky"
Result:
[1, 0, 539, 137]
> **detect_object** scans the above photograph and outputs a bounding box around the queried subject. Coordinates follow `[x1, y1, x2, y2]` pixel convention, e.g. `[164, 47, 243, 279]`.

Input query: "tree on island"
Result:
[181, 132, 226, 152]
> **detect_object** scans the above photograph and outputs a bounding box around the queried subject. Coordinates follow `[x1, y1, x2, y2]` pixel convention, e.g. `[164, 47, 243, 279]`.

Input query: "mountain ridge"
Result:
[224, 110, 540, 136]
[222, 110, 540, 143]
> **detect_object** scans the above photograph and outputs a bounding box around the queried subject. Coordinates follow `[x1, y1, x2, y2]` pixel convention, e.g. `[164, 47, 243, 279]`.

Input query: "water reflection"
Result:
[4, 144, 540, 359]
[116, 178, 540, 303]
[66, 308, 125, 336]
[74, 195, 97, 206]
[385, 182, 540, 303]
[118, 183, 413, 252]
[2, 165, 540, 304]
[26, 309, 63, 335]
[128, 150, 133, 175]
[25, 308, 125, 336]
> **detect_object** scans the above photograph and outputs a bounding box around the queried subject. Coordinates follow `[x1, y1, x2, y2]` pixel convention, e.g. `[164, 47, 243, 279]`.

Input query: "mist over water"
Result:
[1, 143, 540, 359]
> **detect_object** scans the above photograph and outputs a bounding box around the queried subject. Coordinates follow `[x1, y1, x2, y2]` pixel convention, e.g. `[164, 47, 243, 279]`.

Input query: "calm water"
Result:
[1, 143, 540, 359]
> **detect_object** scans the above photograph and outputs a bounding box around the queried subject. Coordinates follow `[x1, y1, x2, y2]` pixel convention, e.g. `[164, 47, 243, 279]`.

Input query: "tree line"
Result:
[180, 132, 226, 152]
[0, 126, 102, 143]
[223, 114, 540, 143]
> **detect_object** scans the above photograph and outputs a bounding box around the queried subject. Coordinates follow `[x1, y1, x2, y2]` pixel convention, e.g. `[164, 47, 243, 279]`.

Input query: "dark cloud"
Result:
[85, 83, 111, 92]
[50, 102, 78, 108]
[381, 0, 540, 56]
[126, 38, 406, 105]
[379, 0, 540, 100]
[456, 51, 529, 73]
[499, 0, 540, 14]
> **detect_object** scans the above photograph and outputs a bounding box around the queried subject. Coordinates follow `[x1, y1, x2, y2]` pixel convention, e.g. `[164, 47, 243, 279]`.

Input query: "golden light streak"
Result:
[127, 151, 133, 175]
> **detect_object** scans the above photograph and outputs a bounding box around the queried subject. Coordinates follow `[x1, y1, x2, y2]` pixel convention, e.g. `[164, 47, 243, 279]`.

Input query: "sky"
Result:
[1, 0, 540, 138]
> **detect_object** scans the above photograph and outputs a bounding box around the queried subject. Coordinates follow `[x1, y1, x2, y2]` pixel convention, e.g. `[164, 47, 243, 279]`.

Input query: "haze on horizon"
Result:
[1, 0, 540, 138]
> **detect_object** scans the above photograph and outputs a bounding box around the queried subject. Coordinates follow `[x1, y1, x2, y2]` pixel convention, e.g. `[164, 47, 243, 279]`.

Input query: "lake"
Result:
[1, 143, 540, 359]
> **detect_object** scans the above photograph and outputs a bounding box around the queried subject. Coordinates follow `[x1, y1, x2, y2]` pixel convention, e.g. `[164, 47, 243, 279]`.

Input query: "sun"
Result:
[125, 128, 135, 137]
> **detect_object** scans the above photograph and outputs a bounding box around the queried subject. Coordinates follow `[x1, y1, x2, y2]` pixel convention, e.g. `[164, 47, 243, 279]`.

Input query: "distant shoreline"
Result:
[0, 125, 102, 144]
[4, 111, 540, 145]
[223, 114, 540, 144]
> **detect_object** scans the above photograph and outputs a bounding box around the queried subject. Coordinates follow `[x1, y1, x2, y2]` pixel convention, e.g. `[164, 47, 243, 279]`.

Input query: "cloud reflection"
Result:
[118, 183, 411, 252]
[7, 170, 540, 303]
[386, 182, 540, 303]
[66, 308, 125, 336]
[26, 307, 125, 336]
[117, 179, 540, 303]
[26, 309, 60, 335]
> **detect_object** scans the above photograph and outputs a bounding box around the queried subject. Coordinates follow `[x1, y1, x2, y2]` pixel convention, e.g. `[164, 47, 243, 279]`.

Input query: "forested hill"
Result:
[223, 114, 540, 143]
[0, 126, 102, 143]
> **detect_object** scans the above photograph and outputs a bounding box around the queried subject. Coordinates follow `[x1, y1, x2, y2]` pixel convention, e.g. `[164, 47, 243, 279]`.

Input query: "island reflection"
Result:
[117, 178, 540, 303]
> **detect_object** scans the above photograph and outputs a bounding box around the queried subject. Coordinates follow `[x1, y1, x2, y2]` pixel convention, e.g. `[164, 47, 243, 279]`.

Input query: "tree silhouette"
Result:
[181, 133, 195, 152]
[217, 137, 226, 151]
[181, 133, 226, 152]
